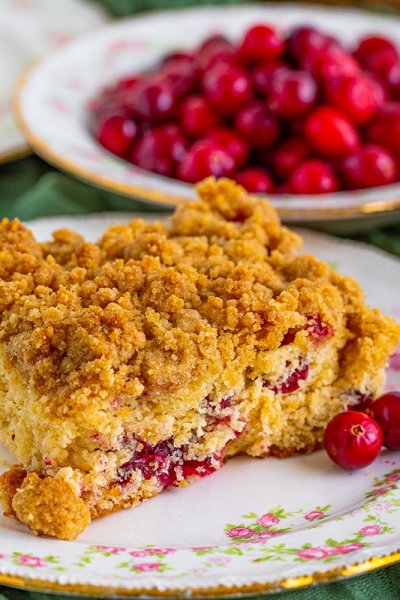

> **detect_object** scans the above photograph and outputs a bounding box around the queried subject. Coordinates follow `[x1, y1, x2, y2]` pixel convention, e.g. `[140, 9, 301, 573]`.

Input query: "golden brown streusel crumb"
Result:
[12, 472, 91, 540]
[0, 464, 27, 519]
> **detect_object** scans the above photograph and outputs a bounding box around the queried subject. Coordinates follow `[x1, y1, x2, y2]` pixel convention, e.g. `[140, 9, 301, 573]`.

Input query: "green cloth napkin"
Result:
[1, 2, 400, 600]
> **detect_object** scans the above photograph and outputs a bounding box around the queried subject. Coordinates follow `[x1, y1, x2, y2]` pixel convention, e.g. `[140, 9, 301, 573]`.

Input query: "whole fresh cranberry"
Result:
[324, 411, 383, 470]
[324, 74, 383, 126]
[251, 61, 288, 96]
[195, 35, 237, 72]
[176, 139, 235, 183]
[201, 63, 254, 115]
[204, 127, 250, 168]
[129, 128, 175, 176]
[288, 159, 340, 194]
[238, 23, 286, 65]
[354, 35, 398, 66]
[340, 144, 398, 190]
[364, 103, 400, 162]
[304, 105, 360, 159]
[179, 94, 221, 138]
[232, 168, 274, 193]
[370, 392, 400, 450]
[95, 114, 138, 157]
[129, 124, 186, 166]
[234, 101, 281, 148]
[303, 48, 360, 81]
[272, 136, 310, 180]
[286, 26, 340, 63]
[266, 68, 318, 118]
[129, 79, 177, 122]
[155, 60, 198, 97]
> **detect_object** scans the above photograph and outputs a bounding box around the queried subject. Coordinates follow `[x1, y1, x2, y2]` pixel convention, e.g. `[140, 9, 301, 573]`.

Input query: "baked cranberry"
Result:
[176, 139, 235, 183]
[272, 136, 310, 180]
[364, 103, 400, 162]
[238, 23, 286, 65]
[204, 127, 250, 168]
[354, 35, 398, 66]
[304, 105, 360, 159]
[232, 167, 274, 193]
[95, 114, 138, 157]
[289, 159, 340, 194]
[234, 101, 281, 148]
[265, 361, 309, 394]
[340, 144, 398, 190]
[251, 61, 288, 96]
[324, 411, 383, 470]
[370, 392, 400, 450]
[286, 26, 340, 63]
[324, 74, 382, 126]
[201, 63, 254, 115]
[266, 68, 318, 118]
[179, 94, 221, 138]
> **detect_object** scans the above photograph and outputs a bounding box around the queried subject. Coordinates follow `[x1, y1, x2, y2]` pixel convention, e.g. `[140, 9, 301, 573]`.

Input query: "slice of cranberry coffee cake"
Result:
[0, 178, 399, 540]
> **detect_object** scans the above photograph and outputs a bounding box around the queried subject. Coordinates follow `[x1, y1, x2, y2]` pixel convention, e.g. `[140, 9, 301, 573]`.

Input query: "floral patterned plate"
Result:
[0, 0, 108, 164]
[1, 213, 400, 598]
[12, 3, 400, 232]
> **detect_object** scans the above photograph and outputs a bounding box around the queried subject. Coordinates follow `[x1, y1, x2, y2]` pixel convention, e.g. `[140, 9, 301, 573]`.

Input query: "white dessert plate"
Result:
[0, 0, 108, 164]
[1, 213, 400, 598]
[12, 3, 400, 231]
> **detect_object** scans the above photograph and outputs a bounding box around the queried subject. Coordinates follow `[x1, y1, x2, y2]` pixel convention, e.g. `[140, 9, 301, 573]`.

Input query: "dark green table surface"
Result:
[1, 1, 400, 599]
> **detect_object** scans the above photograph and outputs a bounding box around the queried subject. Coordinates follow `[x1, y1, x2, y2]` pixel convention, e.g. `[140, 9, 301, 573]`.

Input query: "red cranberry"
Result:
[304, 105, 360, 159]
[195, 36, 237, 73]
[303, 48, 360, 81]
[156, 60, 198, 97]
[201, 63, 254, 115]
[364, 49, 400, 92]
[179, 94, 221, 138]
[286, 26, 340, 63]
[370, 392, 400, 450]
[238, 23, 286, 65]
[264, 361, 310, 394]
[266, 68, 318, 118]
[324, 74, 383, 126]
[354, 35, 398, 66]
[340, 144, 398, 190]
[234, 101, 281, 148]
[129, 126, 184, 176]
[272, 136, 310, 180]
[288, 159, 340, 194]
[324, 411, 383, 470]
[176, 139, 235, 183]
[95, 114, 137, 157]
[364, 103, 400, 162]
[129, 79, 177, 122]
[232, 167, 274, 193]
[161, 51, 195, 67]
[204, 127, 250, 168]
[251, 61, 288, 96]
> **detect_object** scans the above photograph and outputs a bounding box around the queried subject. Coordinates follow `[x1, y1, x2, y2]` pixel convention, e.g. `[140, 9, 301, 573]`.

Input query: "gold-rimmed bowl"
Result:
[13, 2, 400, 234]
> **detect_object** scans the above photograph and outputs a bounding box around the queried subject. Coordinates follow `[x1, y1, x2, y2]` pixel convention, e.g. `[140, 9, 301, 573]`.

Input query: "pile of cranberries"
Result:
[90, 23, 400, 194]
[324, 391, 400, 470]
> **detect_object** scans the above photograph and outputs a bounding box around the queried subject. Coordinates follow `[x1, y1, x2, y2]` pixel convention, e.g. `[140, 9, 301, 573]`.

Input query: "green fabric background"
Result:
[1, 1, 400, 599]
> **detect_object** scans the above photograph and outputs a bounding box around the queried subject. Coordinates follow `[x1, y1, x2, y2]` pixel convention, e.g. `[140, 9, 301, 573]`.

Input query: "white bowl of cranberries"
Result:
[90, 17, 400, 198]
[15, 4, 400, 227]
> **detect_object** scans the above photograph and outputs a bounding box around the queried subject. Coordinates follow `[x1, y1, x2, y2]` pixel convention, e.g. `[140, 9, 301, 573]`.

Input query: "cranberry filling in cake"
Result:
[0, 177, 399, 540]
